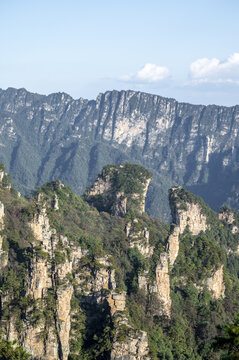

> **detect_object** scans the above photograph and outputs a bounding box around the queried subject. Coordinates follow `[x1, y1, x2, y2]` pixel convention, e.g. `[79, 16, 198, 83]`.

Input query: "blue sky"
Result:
[1, 0, 239, 105]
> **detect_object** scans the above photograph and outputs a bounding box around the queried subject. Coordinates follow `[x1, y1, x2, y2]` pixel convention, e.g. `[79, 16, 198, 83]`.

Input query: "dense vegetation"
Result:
[85, 163, 152, 215]
[0, 337, 30, 359]
[0, 163, 239, 359]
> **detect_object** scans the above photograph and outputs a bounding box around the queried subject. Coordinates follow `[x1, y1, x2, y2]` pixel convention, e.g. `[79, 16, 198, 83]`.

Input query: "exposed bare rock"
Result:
[139, 253, 171, 317]
[232, 226, 239, 234]
[0, 169, 11, 190]
[86, 174, 112, 196]
[0, 169, 4, 182]
[56, 286, 74, 360]
[107, 292, 126, 316]
[23, 197, 75, 359]
[44, 328, 59, 360]
[218, 209, 235, 224]
[52, 194, 59, 210]
[125, 220, 153, 258]
[138, 271, 149, 292]
[170, 187, 207, 235]
[203, 265, 225, 299]
[151, 253, 171, 317]
[29, 202, 55, 252]
[85, 164, 152, 217]
[27, 257, 50, 299]
[110, 327, 150, 360]
[167, 187, 208, 265]
[0, 200, 7, 269]
[22, 322, 46, 359]
[218, 208, 239, 234]
[75, 254, 116, 307]
[109, 296, 150, 360]
[167, 226, 180, 266]
[113, 191, 127, 216]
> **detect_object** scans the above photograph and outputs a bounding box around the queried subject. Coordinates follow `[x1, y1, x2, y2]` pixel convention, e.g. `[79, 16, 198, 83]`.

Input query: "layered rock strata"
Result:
[3, 88, 239, 220]
[125, 220, 153, 258]
[108, 292, 150, 360]
[167, 187, 208, 265]
[202, 265, 225, 299]
[85, 164, 152, 217]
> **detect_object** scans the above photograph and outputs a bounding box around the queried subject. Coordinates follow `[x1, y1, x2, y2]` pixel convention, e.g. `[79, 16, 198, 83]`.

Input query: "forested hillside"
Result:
[0, 163, 238, 359]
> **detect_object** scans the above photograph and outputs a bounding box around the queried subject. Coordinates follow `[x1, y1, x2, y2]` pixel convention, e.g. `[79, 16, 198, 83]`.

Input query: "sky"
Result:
[1, 0, 239, 106]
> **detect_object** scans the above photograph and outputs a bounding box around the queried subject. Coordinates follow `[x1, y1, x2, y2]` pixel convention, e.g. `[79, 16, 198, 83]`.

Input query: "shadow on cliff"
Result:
[186, 151, 239, 212]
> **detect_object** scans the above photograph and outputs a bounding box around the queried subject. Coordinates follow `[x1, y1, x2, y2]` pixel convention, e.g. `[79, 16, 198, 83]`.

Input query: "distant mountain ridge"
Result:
[0, 87, 239, 220]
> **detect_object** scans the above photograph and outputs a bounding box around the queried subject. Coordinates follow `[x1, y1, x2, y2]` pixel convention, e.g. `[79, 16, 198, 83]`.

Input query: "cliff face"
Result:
[85, 163, 152, 216]
[0, 168, 10, 270]
[203, 265, 225, 299]
[152, 253, 171, 317]
[1, 88, 239, 220]
[125, 220, 153, 258]
[0, 164, 235, 360]
[167, 187, 208, 265]
[108, 292, 150, 360]
[9, 193, 75, 360]
[218, 208, 239, 235]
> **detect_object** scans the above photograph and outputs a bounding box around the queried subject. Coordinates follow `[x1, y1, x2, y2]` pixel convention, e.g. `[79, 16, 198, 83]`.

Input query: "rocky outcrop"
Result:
[218, 209, 235, 224]
[167, 187, 208, 265]
[108, 292, 150, 360]
[149, 253, 171, 317]
[203, 265, 225, 299]
[110, 325, 150, 360]
[113, 191, 127, 217]
[107, 292, 126, 316]
[3, 88, 239, 220]
[125, 220, 153, 258]
[0, 201, 7, 269]
[218, 208, 239, 234]
[85, 164, 152, 216]
[137, 253, 171, 317]
[170, 187, 207, 235]
[132, 178, 151, 215]
[166, 227, 180, 266]
[76, 255, 116, 304]
[87, 174, 112, 196]
[21, 195, 77, 360]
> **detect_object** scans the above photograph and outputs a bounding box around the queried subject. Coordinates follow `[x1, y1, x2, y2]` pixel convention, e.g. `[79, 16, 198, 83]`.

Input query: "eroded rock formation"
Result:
[108, 292, 150, 360]
[203, 265, 225, 299]
[125, 220, 153, 258]
[167, 187, 208, 265]
[85, 164, 152, 217]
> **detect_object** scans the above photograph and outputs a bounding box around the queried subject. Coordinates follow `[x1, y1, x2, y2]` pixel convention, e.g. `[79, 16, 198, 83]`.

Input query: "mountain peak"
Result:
[84, 163, 152, 216]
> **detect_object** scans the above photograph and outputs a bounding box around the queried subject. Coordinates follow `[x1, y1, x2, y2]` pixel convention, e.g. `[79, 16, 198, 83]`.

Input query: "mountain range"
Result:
[1, 87, 239, 220]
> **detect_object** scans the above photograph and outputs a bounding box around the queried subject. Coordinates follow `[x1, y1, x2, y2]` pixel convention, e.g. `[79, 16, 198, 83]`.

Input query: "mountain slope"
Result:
[0, 163, 239, 359]
[1, 87, 239, 220]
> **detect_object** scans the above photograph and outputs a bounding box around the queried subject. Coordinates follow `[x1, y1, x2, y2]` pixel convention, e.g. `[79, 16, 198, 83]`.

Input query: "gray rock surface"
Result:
[1, 87, 239, 220]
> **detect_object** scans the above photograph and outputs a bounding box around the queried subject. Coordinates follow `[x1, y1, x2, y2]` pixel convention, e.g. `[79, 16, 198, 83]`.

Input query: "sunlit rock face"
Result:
[167, 187, 208, 265]
[85, 163, 152, 217]
[2, 88, 239, 220]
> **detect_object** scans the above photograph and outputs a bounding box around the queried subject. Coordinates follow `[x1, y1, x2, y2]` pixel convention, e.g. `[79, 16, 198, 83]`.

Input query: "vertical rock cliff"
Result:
[0, 163, 235, 359]
[85, 163, 152, 216]
[2, 88, 239, 220]
[167, 186, 208, 265]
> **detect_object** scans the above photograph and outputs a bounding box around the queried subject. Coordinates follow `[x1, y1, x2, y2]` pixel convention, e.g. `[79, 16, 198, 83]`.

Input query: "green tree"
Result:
[214, 314, 239, 359]
[0, 338, 30, 359]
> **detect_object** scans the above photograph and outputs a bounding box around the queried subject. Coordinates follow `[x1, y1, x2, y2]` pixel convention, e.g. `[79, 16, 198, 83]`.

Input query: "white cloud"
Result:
[121, 63, 170, 83]
[190, 53, 239, 84]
